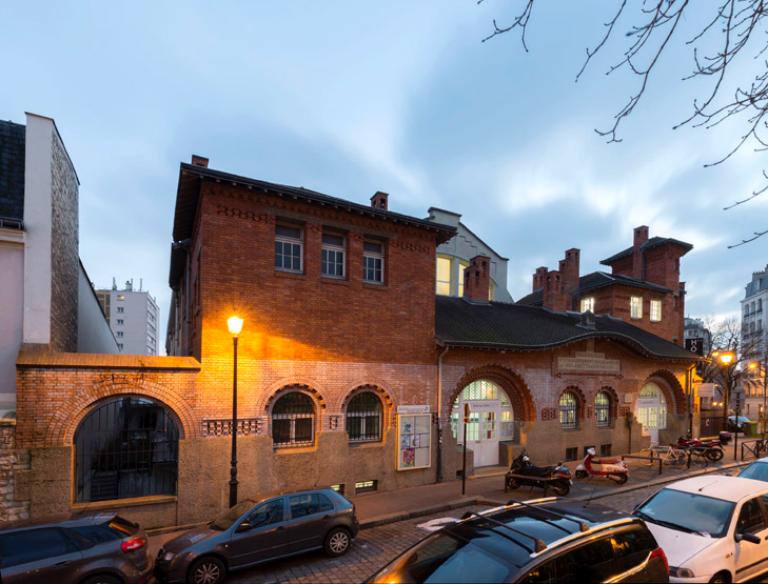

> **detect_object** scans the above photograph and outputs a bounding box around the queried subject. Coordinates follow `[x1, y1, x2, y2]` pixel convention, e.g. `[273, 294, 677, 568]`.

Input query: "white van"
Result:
[634, 475, 768, 583]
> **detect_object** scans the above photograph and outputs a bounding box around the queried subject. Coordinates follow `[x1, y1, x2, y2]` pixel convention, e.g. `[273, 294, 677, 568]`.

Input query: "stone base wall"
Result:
[0, 421, 29, 522]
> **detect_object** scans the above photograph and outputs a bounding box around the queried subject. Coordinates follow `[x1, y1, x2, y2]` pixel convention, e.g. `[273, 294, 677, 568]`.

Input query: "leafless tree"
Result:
[481, 0, 768, 247]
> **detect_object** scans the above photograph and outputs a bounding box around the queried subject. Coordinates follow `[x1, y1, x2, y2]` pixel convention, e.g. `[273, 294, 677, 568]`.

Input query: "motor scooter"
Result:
[676, 435, 725, 462]
[504, 451, 572, 496]
[574, 448, 629, 484]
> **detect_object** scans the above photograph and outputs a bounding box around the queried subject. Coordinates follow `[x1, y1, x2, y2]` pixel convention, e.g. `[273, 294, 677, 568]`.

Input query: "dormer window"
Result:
[580, 297, 595, 313]
[630, 296, 643, 319]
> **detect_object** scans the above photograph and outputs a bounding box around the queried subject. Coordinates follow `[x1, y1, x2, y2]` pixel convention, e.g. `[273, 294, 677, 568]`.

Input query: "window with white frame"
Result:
[275, 224, 303, 273]
[630, 296, 643, 319]
[363, 240, 384, 284]
[458, 260, 469, 297]
[272, 391, 315, 447]
[321, 232, 345, 278]
[436, 256, 451, 296]
[346, 391, 383, 442]
[650, 299, 662, 322]
[580, 297, 595, 313]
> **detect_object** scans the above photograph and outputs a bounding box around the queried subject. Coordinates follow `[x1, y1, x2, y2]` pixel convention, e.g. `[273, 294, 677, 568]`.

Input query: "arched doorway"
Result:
[450, 379, 515, 467]
[635, 382, 668, 444]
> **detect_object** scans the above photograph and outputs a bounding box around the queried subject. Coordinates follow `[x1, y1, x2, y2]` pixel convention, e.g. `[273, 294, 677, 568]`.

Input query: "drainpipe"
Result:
[436, 344, 450, 483]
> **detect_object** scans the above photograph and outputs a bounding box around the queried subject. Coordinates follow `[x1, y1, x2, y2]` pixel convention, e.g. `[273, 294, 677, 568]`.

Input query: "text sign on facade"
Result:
[397, 413, 431, 471]
[685, 338, 704, 356]
[556, 352, 621, 375]
[397, 405, 430, 414]
[467, 400, 500, 413]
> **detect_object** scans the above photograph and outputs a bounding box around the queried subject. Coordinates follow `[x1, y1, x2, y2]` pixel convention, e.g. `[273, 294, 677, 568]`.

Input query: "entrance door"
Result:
[635, 383, 667, 446]
[467, 405, 500, 467]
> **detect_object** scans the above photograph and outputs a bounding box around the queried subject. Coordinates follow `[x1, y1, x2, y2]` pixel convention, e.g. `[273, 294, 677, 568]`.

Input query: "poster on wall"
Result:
[396, 407, 431, 471]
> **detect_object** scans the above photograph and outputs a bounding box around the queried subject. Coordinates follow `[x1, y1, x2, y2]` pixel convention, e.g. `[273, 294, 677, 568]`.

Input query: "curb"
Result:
[359, 496, 491, 530]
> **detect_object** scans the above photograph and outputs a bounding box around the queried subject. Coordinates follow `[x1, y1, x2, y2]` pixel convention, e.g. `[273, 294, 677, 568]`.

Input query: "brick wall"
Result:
[48, 131, 79, 352]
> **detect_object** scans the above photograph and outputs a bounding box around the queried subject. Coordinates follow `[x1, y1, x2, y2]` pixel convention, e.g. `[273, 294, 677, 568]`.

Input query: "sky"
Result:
[2, 1, 766, 351]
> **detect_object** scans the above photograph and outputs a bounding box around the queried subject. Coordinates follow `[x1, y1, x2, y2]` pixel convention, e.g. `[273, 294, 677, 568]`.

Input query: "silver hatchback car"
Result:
[155, 488, 359, 584]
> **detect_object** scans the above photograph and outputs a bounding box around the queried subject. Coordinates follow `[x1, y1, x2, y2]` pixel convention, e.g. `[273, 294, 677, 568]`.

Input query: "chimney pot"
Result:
[191, 155, 209, 168]
[371, 191, 389, 211]
[463, 255, 491, 303]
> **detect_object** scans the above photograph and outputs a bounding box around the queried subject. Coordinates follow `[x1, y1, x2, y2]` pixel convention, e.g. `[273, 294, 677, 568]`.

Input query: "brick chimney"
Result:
[632, 225, 648, 279]
[532, 266, 548, 290]
[559, 248, 580, 293]
[543, 270, 568, 312]
[191, 154, 209, 168]
[371, 191, 389, 211]
[463, 255, 491, 303]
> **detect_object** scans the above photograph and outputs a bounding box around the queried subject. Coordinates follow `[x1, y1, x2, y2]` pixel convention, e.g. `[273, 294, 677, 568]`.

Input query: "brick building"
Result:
[9, 158, 696, 528]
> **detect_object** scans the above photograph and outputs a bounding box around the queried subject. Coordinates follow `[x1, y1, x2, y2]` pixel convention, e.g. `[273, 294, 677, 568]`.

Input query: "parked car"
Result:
[155, 488, 359, 584]
[0, 512, 151, 584]
[634, 475, 768, 583]
[739, 456, 768, 482]
[728, 416, 752, 433]
[366, 497, 669, 583]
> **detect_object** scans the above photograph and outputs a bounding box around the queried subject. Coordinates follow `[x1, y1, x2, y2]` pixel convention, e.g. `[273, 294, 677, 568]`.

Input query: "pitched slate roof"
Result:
[0, 120, 25, 223]
[436, 296, 694, 361]
[516, 271, 670, 307]
[600, 236, 693, 265]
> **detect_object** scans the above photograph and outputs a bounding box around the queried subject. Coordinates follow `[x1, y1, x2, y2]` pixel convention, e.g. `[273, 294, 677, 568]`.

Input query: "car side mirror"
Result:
[235, 521, 252, 533]
[736, 532, 761, 544]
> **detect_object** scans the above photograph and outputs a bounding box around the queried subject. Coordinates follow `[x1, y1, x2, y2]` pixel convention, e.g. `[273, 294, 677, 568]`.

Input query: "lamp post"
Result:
[716, 351, 735, 430]
[227, 315, 244, 508]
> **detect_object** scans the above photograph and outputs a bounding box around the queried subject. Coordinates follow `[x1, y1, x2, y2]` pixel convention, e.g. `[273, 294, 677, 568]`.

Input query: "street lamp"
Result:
[717, 351, 735, 427]
[227, 315, 244, 507]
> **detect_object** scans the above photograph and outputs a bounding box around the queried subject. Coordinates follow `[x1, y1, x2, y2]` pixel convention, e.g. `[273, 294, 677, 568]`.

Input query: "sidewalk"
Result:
[146, 445, 758, 557]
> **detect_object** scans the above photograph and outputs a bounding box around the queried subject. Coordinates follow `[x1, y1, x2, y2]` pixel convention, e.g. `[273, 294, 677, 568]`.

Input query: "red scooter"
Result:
[574, 448, 629, 484]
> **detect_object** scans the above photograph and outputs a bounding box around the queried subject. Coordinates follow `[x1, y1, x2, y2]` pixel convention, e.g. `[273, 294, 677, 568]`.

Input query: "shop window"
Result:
[272, 391, 315, 447]
[564, 447, 578, 461]
[595, 391, 612, 427]
[559, 390, 579, 430]
[355, 479, 378, 494]
[346, 391, 383, 443]
[74, 396, 179, 502]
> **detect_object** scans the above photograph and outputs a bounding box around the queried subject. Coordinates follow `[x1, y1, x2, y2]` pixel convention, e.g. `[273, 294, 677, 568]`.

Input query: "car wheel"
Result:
[82, 575, 122, 584]
[709, 571, 731, 584]
[188, 556, 226, 584]
[324, 527, 352, 557]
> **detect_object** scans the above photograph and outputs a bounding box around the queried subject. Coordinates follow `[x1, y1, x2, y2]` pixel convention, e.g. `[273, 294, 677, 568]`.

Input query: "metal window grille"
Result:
[559, 391, 578, 430]
[74, 397, 179, 503]
[363, 242, 384, 283]
[346, 392, 382, 442]
[321, 234, 345, 278]
[272, 392, 315, 447]
[275, 225, 303, 272]
[595, 391, 611, 427]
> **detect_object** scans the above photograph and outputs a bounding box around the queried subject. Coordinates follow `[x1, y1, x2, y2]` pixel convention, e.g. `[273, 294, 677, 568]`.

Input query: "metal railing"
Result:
[741, 439, 768, 461]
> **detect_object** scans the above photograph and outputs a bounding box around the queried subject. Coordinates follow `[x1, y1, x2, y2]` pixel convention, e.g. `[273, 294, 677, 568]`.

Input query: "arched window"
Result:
[346, 391, 383, 443]
[559, 391, 579, 430]
[74, 396, 179, 503]
[595, 391, 612, 427]
[272, 391, 315, 447]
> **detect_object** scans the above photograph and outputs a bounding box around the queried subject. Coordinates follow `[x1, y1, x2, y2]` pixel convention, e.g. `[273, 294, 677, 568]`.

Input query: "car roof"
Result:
[664, 475, 768, 502]
[0, 512, 118, 534]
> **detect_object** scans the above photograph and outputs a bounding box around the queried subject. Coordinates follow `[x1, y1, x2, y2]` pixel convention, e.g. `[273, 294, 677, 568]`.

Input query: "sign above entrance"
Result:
[397, 405, 430, 414]
[467, 400, 501, 413]
[635, 397, 661, 408]
[557, 351, 620, 376]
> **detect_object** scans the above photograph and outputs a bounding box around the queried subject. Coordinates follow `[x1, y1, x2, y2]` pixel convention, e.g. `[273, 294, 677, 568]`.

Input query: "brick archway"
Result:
[55, 377, 197, 446]
[264, 383, 327, 413]
[449, 365, 535, 421]
[645, 369, 686, 415]
[341, 384, 394, 430]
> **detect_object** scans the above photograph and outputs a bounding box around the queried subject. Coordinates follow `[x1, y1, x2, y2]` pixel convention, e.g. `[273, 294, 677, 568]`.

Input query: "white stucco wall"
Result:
[0, 230, 24, 417]
[77, 263, 119, 354]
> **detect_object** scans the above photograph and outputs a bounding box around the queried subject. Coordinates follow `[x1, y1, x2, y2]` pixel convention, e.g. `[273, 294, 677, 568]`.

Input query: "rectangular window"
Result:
[600, 443, 612, 457]
[330, 483, 345, 495]
[116, 331, 124, 338]
[630, 296, 643, 319]
[564, 447, 578, 462]
[436, 256, 451, 296]
[117, 343, 123, 351]
[321, 232, 345, 278]
[580, 297, 595, 313]
[650, 299, 662, 322]
[458, 260, 469, 297]
[116, 307, 124, 314]
[275, 224, 303, 273]
[363, 240, 384, 284]
[117, 319, 124, 325]
[354, 479, 378, 494]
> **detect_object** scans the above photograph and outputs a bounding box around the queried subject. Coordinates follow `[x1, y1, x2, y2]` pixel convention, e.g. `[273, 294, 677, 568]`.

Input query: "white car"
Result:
[634, 475, 768, 583]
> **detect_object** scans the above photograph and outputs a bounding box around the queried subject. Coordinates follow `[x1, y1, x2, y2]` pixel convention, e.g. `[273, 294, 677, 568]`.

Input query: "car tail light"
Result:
[121, 536, 147, 553]
[650, 547, 669, 574]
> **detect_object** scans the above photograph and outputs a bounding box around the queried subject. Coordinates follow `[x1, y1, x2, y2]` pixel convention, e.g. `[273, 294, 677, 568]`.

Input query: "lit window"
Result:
[275, 224, 303, 273]
[458, 260, 469, 297]
[321, 232, 345, 278]
[489, 280, 496, 301]
[272, 391, 314, 447]
[363, 240, 384, 284]
[580, 297, 595, 313]
[355, 480, 377, 493]
[630, 296, 643, 319]
[595, 391, 611, 427]
[436, 256, 451, 296]
[559, 391, 579, 430]
[346, 391, 383, 443]
[650, 299, 662, 322]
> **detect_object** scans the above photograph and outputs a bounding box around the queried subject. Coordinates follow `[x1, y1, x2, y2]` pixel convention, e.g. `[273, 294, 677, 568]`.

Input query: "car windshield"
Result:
[636, 488, 735, 538]
[739, 462, 768, 483]
[210, 500, 253, 530]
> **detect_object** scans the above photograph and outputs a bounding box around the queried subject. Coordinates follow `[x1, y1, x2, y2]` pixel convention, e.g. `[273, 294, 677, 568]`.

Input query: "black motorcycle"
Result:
[504, 451, 572, 496]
